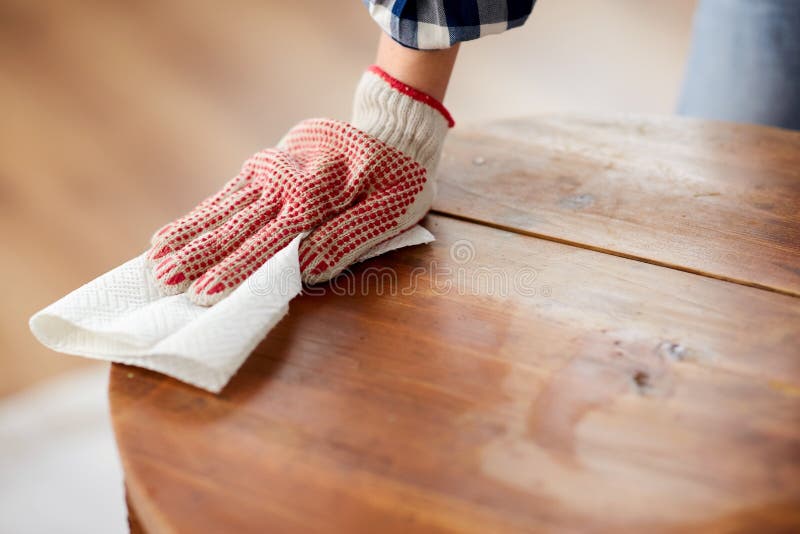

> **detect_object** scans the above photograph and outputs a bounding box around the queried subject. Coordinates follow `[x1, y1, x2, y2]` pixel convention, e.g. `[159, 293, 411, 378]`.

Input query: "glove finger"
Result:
[148, 183, 263, 261]
[299, 167, 429, 285]
[186, 213, 318, 306]
[147, 149, 278, 248]
[152, 190, 283, 295]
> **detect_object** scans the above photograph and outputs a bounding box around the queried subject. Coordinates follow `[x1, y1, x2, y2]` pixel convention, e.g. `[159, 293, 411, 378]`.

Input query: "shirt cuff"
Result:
[362, 0, 536, 50]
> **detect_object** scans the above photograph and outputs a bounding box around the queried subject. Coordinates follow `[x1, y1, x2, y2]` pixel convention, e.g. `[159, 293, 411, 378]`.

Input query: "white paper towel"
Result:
[29, 225, 434, 393]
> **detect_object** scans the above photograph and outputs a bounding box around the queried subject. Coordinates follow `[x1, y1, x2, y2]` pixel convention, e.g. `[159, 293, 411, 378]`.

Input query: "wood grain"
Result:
[111, 214, 800, 533]
[434, 114, 800, 296]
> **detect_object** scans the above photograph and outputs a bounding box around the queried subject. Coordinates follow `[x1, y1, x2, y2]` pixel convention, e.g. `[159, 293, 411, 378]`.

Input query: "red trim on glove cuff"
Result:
[366, 65, 455, 128]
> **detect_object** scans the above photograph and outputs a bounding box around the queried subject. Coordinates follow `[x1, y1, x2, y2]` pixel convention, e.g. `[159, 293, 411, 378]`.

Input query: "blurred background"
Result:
[1, 0, 695, 531]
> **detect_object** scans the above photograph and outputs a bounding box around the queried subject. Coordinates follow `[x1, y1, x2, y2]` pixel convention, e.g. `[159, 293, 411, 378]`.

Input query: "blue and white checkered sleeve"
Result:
[363, 0, 536, 50]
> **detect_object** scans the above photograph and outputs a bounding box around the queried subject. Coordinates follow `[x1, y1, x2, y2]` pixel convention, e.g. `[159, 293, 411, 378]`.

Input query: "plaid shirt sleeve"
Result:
[363, 1, 536, 50]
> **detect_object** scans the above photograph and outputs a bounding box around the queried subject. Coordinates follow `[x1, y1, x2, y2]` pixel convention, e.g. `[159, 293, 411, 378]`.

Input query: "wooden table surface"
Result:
[110, 116, 800, 533]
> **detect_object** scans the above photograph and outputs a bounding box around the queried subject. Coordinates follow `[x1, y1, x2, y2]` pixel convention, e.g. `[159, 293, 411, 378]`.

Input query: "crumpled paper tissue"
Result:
[29, 225, 434, 393]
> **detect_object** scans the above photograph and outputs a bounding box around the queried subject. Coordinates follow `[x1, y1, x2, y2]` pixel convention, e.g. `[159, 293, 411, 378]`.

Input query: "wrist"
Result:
[351, 65, 453, 177]
[375, 32, 458, 102]
[365, 65, 455, 128]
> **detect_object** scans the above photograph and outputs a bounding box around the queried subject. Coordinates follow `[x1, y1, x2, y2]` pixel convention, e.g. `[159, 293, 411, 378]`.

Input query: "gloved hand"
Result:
[147, 65, 453, 306]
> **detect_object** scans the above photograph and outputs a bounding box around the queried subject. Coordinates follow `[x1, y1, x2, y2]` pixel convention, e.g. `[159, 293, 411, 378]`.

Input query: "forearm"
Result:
[374, 32, 459, 102]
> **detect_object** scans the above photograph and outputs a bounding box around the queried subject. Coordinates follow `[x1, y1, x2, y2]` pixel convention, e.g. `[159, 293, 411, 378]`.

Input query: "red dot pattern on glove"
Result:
[148, 119, 428, 305]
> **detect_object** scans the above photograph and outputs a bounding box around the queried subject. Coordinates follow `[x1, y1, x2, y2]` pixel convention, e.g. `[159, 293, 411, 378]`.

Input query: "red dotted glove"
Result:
[148, 66, 453, 305]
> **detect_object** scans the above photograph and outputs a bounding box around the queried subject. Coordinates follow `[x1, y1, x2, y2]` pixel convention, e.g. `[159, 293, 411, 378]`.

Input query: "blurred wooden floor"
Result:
[0, 0, 696, 394]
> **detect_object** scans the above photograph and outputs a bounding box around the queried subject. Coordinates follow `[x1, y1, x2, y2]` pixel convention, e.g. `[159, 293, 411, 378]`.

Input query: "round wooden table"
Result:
[111, 115, 800, 533]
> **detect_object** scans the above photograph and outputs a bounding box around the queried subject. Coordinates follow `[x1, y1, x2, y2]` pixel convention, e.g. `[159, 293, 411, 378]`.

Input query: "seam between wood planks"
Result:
[430, 209, 800, 300]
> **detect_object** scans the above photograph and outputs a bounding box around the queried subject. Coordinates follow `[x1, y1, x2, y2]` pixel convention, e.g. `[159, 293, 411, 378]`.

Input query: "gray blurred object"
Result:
[679, 0, 800, 130]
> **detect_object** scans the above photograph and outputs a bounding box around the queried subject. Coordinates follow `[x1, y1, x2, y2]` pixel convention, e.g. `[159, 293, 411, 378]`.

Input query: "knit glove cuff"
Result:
[351, 65, 454, 178]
